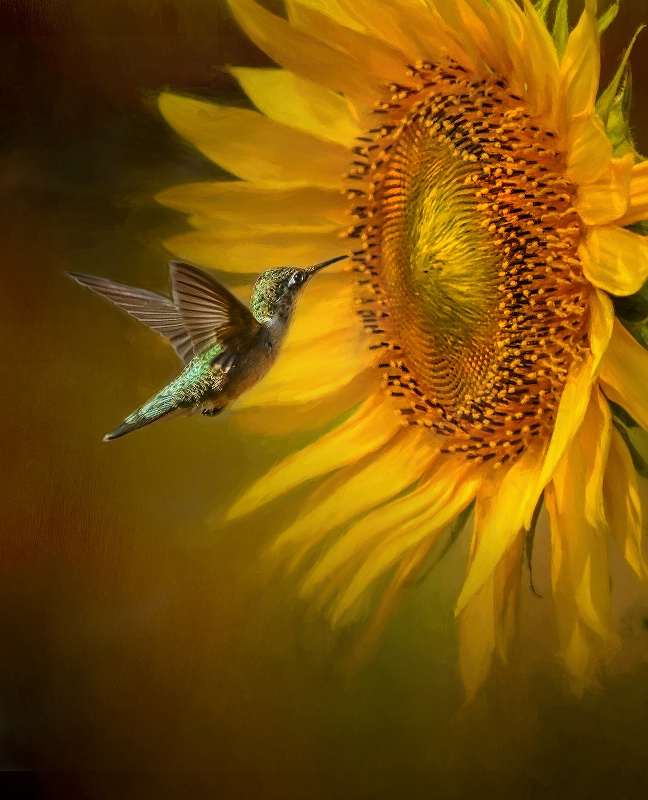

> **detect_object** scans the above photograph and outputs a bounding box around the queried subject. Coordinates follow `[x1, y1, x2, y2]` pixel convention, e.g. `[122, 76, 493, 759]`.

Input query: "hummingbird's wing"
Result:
[67, 272, 196, 364]
[169, 261, 260, 356]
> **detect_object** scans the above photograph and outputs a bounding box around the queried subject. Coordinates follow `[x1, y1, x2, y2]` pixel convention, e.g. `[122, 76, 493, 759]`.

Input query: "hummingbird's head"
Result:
[251, 255, 347, 323]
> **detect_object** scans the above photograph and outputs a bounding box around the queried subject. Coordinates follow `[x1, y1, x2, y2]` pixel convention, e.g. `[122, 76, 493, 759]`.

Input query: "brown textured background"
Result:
[3, 1, 648, 797]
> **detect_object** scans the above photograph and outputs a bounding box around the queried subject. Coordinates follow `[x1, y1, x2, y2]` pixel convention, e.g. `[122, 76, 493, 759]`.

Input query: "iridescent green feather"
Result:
[250, 268, 294, 322]
[115, 346, 223, 430]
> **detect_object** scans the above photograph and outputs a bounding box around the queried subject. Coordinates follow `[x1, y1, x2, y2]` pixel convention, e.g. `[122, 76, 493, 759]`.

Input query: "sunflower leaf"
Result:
[597, 25, 644, 123]
[597, 1, 619, 34]
[553, 0, 569, 58]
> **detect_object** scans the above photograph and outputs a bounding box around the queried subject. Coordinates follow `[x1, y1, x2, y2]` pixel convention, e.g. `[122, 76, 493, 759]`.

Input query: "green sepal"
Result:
[534, 0, 553, 23]
[627, 219, 648, 237]
[609, 399, 639, 429]
[614, 428, 648, 479]
[597, 1, 619, 34]
[612, 264, 648, 352]
[525, 496, 544, 599]
[605, 73, 641, 158]
[612, 274, 648, 324]
[553, 0, 569, 58]
[624, 320, 648, 352]
[597, 25, 644, 123]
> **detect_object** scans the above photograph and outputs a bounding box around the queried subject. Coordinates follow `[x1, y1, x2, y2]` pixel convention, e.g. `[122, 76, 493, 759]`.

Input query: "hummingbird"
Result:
[68, 256, 347, 441]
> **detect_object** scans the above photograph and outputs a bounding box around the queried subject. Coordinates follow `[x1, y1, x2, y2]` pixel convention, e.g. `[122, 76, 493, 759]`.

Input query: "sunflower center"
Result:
[347, 61, 591, 464]
[381, 112, 502, 407]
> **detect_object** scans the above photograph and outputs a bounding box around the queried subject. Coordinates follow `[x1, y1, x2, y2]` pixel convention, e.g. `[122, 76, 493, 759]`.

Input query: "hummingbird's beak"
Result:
[307, 255, 348, 274]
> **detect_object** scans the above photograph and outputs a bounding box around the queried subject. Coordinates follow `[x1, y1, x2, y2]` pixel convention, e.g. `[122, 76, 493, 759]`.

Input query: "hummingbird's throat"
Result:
[347, 60, 591, 466]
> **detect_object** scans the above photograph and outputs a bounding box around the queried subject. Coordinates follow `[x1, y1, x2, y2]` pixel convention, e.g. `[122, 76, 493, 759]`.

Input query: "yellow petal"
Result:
[599, 318, 648, 432]
[347, 537, 435, 661]
[315, 0, 464, 74]
[458, 576, 496, 699]
[604, 426, 648, 580]
[285, 0, 361, 32]
[404, 0, 476, 68]
[473, 0, 558, 116]
[285, 322, 362, 362]
[561, 4, 599, 120]
[574, 153, 632, 226]
[236, 331, 373, 409]
[286, 277, 358, 348]
[455, 292, 613, 615]
[237, 367, 374, 413]
[518, 0, 560, 116]
[532, 289, 614, 524]
[158, 93, 349, 189]
[271, 427, 437, 566]
[458, 534, 523, 699]
[328, 469, 478, 625]
[549, 387, 611, 625]
[155, 182, 348, 227]
[580, 225, 648, 296]
[227, 0, 378, 102]
[454, 447, 543, 615]
[619, 160, 648, 226]
[566, 113, 612, 186]
[185, 213, 339, 238]
[233, 370, 376, 436]
[546, 388, 618, 693]
[583, 390, 613, 532]
[427, 0, 484, 74]
[231, 68, 361, 147]
[287, 1, 410, 85]
[228, 395, 403, 519]
[494, 0, 530, 99]
[162, 229, 349, 274]
[462, 0, 515, 78]
[303, 456, 474, 597]
[330, 0, 434, 62]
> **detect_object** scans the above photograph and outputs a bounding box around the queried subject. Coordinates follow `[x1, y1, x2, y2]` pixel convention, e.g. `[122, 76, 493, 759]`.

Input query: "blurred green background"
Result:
[3, 1, 648, 797]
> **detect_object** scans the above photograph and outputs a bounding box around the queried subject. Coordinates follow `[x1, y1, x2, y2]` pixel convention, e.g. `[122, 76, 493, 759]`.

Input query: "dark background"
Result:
[2, 1, 648, 797]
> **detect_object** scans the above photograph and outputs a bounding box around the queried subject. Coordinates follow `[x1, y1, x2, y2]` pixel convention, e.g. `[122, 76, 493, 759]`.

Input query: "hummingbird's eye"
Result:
[288, 272, 306, 289]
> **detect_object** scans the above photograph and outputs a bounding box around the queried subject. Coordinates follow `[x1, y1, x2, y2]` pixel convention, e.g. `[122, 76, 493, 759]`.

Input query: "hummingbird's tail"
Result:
[104, 391, 180, 441]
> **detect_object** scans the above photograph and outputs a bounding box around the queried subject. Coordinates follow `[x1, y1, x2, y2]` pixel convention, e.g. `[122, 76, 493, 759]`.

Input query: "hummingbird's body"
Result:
[69, 257, 345, 440]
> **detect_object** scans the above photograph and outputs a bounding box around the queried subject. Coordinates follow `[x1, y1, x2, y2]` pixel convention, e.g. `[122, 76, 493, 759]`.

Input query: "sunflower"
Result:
[155, 0, 648, 696]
